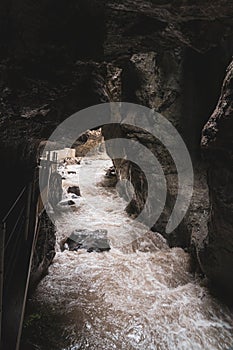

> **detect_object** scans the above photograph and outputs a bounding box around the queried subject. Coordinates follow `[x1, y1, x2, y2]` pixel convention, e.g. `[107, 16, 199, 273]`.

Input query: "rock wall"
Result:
[1, 1, 233, 294]
[103, 2, 233, 294]
[200, 60, 233, 294]
[103, 47, 228, 251]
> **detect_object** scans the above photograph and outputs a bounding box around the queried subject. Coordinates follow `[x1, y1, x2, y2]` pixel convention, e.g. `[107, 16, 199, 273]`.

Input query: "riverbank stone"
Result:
[67, 185, 81, 197]
[60, 229, 111, 253]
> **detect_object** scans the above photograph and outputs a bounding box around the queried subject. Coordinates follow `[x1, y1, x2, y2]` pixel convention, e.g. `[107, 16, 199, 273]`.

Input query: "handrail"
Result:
[2, 187, 27, 224]
[1, 156, 56, 349]
[3, 156, 56, 224]
[15, 210, 41, 350]
[4, 206, 25, 251]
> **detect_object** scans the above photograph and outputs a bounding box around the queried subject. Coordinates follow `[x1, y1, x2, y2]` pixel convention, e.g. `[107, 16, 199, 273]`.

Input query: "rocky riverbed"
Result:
[21, 155, 233, 350]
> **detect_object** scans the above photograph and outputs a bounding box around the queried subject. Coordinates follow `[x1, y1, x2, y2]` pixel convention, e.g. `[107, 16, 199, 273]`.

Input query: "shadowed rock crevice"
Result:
[200, 60, 233, 295]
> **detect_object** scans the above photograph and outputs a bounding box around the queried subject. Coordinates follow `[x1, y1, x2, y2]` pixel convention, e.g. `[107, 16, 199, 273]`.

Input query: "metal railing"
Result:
[0, 182, 32, 350]
[0, 153, 59, 349]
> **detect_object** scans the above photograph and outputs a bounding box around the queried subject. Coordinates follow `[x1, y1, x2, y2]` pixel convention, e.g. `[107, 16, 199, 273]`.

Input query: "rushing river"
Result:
[22, 154, 233, 350]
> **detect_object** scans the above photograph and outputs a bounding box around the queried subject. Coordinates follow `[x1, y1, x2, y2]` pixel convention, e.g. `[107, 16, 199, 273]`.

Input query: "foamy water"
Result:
[22, 156, 233, 350]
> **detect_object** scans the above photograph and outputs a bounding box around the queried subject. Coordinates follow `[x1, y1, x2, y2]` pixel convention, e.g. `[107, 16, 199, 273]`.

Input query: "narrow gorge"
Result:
[1, 1, 233, 349]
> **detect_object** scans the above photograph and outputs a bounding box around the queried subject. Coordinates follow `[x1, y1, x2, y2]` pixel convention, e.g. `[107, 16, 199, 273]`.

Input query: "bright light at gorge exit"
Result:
[39, 102, 194, 244]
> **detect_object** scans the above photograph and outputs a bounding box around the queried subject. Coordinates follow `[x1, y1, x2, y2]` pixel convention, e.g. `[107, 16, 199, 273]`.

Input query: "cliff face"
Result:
[1, 1, 233, 293]
[200, 60, 233, 294]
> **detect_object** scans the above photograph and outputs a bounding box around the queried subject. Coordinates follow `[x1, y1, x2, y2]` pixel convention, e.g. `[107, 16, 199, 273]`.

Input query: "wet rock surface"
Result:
[200, 60, 233, 294]
[105, 166, 116, 178]
[58, 199, 76, 207]
[0, 0, 233, 297]
[67, 185, 81, 197]
[60, 229, 111, 253]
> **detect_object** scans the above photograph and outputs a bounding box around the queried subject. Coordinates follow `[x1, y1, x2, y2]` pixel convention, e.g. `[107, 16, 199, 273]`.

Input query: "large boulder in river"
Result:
[60, 229, 111, 253]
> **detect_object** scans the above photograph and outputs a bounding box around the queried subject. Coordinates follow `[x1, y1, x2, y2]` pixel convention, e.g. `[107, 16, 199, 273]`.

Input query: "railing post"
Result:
[0, 221, 6, 347]
[55, 152, 58, 171]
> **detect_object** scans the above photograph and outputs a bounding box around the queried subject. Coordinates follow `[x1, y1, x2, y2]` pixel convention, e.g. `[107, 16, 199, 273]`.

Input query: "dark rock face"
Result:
[0, 0, 105, 61]
[100, 0, 233, 73]
[199, 60, 233, 294]
[103, 49, 215, 249]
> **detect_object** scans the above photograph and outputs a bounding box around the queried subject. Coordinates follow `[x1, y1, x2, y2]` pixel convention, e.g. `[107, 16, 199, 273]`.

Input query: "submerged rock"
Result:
[70, 194, 79, 199]
[105, 166, 116, 178]
[60, 229, 111, 253]
[64, 157, 80, 165]
[67, 185, 81, 197]
[58, 199, 76, 207]
[100, 166, 117, 188]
